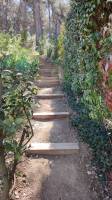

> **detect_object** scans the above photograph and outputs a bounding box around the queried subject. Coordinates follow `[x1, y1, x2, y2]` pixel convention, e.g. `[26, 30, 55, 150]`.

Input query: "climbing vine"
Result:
[64, 0, 112, 191]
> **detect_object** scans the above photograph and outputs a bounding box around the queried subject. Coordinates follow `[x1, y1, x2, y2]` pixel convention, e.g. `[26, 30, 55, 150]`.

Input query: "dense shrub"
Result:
[46, 25, 65, 64]
[56, 25, 65, 63]
[0, 33, 39, 192]
[64, 0, 112, 180]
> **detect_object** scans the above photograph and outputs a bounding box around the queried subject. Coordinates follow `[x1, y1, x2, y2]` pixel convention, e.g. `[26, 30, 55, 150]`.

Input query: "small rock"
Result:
[87, 171, 92, 175]
[15, 195, 19, 199]
[86, 164, 90, 168]
[23, 174, 26, 178]
[22, 178, 26, 183]
[15, 191, 19, 195]
[15, 191, 19, 199]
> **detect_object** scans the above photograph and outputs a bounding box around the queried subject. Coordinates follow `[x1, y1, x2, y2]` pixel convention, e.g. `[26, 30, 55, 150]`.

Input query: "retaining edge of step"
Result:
[32, 112, 70, 121]
[26, 142, 80, 155]
[34, 94, 65, 99]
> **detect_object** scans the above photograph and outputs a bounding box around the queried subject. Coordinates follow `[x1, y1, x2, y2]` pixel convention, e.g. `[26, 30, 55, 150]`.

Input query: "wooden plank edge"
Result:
[32, 112, 70, 120]
[26, 142, 80, 155]
[34, 94, 65, 99]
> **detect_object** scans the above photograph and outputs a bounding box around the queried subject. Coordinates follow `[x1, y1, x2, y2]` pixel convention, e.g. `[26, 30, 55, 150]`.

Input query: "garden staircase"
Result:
[26, 58, 79, 155]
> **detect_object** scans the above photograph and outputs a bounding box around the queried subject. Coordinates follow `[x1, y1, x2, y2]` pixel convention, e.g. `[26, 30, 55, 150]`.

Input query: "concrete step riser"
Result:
[37, 80, 60, 84]
[34, 94, 65, 100]
[40, 77, 59, 81]
[33, 112, 70, 121]
[39, 74, 58, 77]
[35, 80, 60, 88]
[39, 66, 56, 70]
[39, 70, 58, 75]
[37, 83, 60, 88]
[39, 69, 57, 72]
[26, 143, 79, 155]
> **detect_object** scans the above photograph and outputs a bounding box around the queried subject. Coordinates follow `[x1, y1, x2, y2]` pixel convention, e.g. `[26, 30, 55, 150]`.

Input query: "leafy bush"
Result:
[47, 25, 65, 64]
[47, 45, 53, 58]
[0, 33, 39, 192]
[57, 25, 65, 63]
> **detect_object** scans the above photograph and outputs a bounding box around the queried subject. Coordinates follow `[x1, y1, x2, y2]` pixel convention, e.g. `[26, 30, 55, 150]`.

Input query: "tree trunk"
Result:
[0, 1, 3, 31]
[0, 147, 9, 200]
[14, 2, 21, 34]
[54, 17, 58, 40]
[33, 0, 42, 47]
[47, 0, 51, 39]
[0, 73, 9, 200]
[19, 0, 28, 44]
[2, 0, 8, 32]
[51, 3, 57, 40]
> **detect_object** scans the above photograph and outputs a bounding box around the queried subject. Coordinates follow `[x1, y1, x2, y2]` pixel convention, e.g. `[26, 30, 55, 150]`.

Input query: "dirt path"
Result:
[14, 58, 102, 200]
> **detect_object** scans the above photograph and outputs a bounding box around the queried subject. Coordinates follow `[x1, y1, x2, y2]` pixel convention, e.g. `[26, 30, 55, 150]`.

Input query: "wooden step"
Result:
[33, 112, 70, 121]
[39, 65, 55, 70]
[26, 142, 80, 155]
[39, 69, 57, 73]
[34, 94, 65, 99]
[36, 80, 60, 88]
[39, 73, 58, 77]
[40, 76, 59, 80]
[39, 69, 58, 76]
[37, 87, 62, 95]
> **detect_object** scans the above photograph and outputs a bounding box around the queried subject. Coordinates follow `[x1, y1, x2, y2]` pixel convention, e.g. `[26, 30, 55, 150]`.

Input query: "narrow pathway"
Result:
[16, 58, 100, 200]
[27, 57, 79, 155]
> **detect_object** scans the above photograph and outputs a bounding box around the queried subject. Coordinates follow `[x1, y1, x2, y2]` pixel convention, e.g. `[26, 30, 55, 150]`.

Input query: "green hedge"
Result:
[64, 0, 112, 177]
[0, 33, 39, 166]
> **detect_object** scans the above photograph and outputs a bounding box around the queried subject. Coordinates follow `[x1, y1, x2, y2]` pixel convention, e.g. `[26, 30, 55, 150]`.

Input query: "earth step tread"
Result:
[39, 68, 58, 72]
[33, 112, 70, 121]
[39, 72, 58, 77]
[39, 66, 56, 69]
[40, 76, 59, 80]
[36, 81, 60, 88]
[37, 80, 60, 83]
[38, 87, 62, 95]
[35, 94, 65, 99]
[26, 142, 79, 155]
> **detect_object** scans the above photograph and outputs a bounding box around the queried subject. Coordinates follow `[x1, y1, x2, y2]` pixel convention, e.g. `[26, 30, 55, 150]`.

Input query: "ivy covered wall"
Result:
[64, 0, 112, 185]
